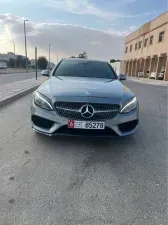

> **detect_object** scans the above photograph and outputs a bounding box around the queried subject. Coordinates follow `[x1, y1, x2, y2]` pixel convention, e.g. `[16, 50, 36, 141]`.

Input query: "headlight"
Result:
[34, 92, 53, 110]
[120, 97, 137, 113]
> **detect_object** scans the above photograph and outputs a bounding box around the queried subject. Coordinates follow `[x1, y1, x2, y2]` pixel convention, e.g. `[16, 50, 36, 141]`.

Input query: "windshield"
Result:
[53, 60, 116, 79]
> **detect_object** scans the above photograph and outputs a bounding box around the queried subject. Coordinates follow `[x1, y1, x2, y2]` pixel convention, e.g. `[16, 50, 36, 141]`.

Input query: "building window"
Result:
[130, 45, 132, 52]
[158, 31, 164, 42]
[149, 36, 154, 45]
[125, 47, 128, 53]
[135, 43, 137, 51]
[144, 38, 148, 47]
[138, 41, 142, 49]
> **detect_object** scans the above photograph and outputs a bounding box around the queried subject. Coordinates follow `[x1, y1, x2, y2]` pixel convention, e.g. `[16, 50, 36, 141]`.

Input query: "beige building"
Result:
[123, 11, 168, 81]
[0, 52, 15, 62]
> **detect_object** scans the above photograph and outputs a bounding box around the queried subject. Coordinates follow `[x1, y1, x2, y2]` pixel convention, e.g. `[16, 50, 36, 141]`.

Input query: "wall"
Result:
[110, 62, 121, 75]
[124, 12, 168, 61]
[125, 30, 139, 44]
[150, 12, 168, 30]
[147, 23, 168, 56]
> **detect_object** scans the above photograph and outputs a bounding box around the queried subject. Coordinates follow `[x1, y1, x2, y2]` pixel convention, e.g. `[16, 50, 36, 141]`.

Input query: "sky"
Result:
[0, 0, 167, 62]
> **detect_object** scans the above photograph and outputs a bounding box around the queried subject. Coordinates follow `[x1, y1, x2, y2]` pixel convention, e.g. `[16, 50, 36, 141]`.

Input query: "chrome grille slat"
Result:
[55, 102, 120, 120]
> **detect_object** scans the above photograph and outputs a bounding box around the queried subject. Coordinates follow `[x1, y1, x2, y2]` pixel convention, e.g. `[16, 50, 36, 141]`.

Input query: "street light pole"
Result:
[49, 44, 51, 69]
[24, 19, 28, 72]
[11, 41, 16, 68]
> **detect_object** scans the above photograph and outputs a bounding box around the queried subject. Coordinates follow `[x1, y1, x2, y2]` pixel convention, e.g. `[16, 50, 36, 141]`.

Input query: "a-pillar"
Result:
[164, 54, 168, 81]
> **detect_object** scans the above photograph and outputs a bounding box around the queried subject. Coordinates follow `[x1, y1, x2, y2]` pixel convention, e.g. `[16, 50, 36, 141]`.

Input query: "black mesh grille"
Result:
[55, 102, 120, 120]
[54, 125, 118, 137]
[118, 120, 138, 132]
[32, 116, 54, 129]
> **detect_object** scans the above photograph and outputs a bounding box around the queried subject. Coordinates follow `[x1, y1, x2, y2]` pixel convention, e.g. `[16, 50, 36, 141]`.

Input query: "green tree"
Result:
[16, 55, 23, 68]
[110, 59, 121, 63]
[78, 51, 87, 59]
[70, 56, 76, 58]
[110, 59, 117, 63]
[38, 56, 48, 70]
[7, 58, 15, 68]
[15, 55, 29, 68]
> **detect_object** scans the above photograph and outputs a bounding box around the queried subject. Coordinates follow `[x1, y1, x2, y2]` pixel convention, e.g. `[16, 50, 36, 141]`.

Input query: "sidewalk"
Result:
[0, 77, 47, 107]
[127, 77, 168, 87]
[0, 68, 40, 74]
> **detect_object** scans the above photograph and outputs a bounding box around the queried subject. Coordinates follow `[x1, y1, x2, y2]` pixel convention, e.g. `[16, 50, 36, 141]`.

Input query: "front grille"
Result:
[55, 102, 120, 120]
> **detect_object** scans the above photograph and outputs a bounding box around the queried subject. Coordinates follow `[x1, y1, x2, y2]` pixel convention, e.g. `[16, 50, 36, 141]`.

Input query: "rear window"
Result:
[53, 60, 116, 79]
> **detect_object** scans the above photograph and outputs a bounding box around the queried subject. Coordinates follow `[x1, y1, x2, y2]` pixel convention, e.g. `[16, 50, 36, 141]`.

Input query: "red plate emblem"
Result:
[68, 120, 74, 128]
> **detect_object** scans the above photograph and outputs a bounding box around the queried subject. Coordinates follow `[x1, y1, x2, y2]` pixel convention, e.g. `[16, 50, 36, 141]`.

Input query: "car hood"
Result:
[38, 76, 134, 103]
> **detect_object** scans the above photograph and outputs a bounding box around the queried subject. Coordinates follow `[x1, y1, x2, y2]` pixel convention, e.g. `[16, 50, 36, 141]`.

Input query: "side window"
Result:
[125, 47, 128, 53]
[130, 45, 132, 52]
[138, 41, 142, 49]
[144, 38, 148, 47]
[158, 31, 165, 42]
[135, 43, 137, 51]
[149, 36, 154, 45]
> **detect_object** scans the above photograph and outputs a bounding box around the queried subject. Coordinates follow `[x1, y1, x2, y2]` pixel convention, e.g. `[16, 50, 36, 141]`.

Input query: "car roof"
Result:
[63, 58, 107, 63]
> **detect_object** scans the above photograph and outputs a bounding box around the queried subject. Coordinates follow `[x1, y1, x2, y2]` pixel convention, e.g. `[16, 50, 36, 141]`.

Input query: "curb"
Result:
[0, 70, 41, 75]
[0, 85, 39, 108]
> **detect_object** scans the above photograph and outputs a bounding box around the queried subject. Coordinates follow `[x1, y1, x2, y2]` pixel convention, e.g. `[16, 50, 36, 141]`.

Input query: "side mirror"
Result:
[41, 69, 50, 76]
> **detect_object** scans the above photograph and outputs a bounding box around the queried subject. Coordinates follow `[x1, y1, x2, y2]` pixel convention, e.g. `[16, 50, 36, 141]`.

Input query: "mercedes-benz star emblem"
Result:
[80, 104, 94, 118]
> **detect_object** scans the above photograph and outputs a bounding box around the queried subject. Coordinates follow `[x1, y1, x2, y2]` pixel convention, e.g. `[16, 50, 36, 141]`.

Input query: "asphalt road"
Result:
[0, 72, 41, 85]
[0, 80, 167, 225]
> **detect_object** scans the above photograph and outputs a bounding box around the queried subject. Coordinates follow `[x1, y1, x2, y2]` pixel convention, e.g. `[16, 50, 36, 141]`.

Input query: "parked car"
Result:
[0, 64, 7, 69]
[150, 72, 157, 79]
[119, 74, 127, 80]
[158, 71, 165, 80]
[31, 59, 139, 137]
[138, 72, 143, 77]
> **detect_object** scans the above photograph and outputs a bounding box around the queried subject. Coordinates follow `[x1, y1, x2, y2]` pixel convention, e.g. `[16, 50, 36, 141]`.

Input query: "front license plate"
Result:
[68, 120, 105, 129]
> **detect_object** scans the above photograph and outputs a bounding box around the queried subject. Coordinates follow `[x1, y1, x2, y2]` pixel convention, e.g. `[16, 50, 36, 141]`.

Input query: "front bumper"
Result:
[31, 101, 139, 137]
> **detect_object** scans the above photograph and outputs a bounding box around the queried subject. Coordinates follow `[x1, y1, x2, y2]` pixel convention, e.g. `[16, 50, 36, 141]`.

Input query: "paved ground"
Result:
[0, 72, 41, 85]
[127, 77, 168, 86]
[0, 80, 167, 225]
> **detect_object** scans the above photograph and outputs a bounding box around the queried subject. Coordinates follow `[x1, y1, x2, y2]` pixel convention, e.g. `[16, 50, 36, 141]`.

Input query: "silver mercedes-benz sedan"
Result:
[31, 59, 139, 137]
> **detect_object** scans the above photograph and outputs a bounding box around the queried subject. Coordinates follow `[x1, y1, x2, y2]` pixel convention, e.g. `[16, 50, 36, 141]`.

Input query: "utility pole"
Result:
[49, 44, 51, 69]
[24, 19, 28, 72]
[11, 41, 16, 68]
[35, 47, 37, 80]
